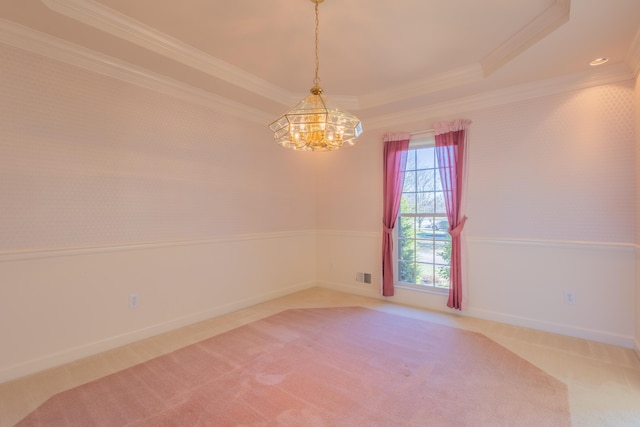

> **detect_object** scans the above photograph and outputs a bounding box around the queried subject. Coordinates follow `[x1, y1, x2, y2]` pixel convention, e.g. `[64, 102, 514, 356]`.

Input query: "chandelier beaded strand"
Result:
[269, 0, 363, 151]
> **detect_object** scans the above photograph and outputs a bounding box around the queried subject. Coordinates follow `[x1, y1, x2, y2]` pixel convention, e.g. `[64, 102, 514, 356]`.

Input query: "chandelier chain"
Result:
[313, 0, 320, 87]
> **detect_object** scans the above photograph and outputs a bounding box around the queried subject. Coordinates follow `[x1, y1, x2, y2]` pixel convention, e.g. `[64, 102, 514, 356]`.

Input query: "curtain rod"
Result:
[410, 129, 434, 136]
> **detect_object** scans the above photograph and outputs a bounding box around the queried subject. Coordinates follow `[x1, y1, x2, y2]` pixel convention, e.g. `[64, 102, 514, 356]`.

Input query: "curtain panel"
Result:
[381, 133, 410, 297]
[434, 120, 471, 310]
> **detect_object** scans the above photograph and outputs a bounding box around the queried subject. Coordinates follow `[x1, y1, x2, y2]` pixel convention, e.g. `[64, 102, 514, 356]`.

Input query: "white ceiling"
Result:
[1, 0, 639, 128]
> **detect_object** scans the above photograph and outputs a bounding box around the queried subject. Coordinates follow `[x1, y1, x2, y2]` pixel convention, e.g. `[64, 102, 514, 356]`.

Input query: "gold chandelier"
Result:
[269, 0, 363, 151]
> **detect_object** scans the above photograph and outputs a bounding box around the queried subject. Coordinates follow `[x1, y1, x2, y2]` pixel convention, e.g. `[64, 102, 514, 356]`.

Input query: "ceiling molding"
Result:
[0, 18, 273, 125]
[359, 64, 484, 110]
[41, 0, 361, 110]
[2, 14, 633, 135]
[625, 27, 640, 78]
[41, 0, 294, 107]
[366, 62, 634, 131]
[480, 0, 571, 77]
[41, 0, 575, 113]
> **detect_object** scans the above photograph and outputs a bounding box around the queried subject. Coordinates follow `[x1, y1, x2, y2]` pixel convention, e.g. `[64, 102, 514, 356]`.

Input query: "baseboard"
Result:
[462, 307, 633, 348]
[0, 281, 316, 383]
[318, 280, 382, 299]
[320, 281, 635, 349]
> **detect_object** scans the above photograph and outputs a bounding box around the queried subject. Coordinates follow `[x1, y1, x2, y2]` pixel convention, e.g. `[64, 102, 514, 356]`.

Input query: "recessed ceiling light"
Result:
[589, 57, 609, 66]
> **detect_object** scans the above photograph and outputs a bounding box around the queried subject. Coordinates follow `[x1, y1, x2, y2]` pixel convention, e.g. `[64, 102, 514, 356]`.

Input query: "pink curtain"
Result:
[434, 120, 471, 310]
[382, 133, 410, 297]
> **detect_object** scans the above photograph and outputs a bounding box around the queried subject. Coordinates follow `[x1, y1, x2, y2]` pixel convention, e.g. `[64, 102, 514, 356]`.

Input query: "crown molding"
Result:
[625, 27, 640, 78]
[0, 18, 273, 125]
[360, 64, 484, 110]
[360, 0, 569, 111]
[3, 6, 634, 133]
[480, 0, 571, 76]
[2, 16, 632, 133]
[41, 0, 362, 111]
[41, 0, 294, 107]
[40, 0, 574, 113]
[366, 62, 634, 130]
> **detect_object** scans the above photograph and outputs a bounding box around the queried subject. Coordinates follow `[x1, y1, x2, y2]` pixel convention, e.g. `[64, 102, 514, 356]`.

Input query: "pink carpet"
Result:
[16, 307, 571, 426]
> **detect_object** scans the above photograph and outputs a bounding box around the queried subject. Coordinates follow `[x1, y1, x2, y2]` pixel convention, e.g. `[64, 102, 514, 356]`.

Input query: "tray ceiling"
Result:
[0, 0, 639, 127]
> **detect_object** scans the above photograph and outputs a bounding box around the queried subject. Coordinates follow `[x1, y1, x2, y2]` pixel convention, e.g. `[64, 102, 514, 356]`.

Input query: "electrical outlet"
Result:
[129, 293, 140, 309]
[356, 272, 364, 282]
[363, 273, 372, 284]
[564, 291, 576, 305]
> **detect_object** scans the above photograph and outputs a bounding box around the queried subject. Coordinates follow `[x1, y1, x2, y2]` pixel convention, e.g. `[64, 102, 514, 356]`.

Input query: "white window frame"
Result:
[393, 134, 450, 294]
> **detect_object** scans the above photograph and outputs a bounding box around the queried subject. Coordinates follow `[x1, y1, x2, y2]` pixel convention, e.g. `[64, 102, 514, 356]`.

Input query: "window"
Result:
[397, 141, 450, 290]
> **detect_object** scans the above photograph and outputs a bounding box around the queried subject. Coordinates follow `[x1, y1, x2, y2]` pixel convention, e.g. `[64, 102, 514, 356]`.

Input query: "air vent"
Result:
[356, 272, 373, 284]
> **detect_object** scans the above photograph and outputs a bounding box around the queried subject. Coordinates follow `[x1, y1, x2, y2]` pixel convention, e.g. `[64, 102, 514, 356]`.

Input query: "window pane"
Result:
[417, 192, 435, 213]
[416, 169, 435, 192]
[435, 191, 446, 213]
[398, 239, 414, 261]
[434, 224, 451, 241]
[435, 241, 450, 264]
[416, 147, 435, 169]
[435, 266, 450, 289]
[398, 217, 415, 239]
[405, 150, 416, 170]
[416, 240, 434, 263]
[434, 170, 443, 191]
[399, 261, 416, 283]
[403, 171, 416, 192]
[400, 193, 416, 213]
[434, 218, 449, 234]
[416, 217, 433, 237]
[417, 263, 434, 286]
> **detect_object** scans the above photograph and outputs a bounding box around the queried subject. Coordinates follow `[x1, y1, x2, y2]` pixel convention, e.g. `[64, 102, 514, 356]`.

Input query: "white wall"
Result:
[463, 83, 635, 346]
[0, 233, 316, 382]
[0, 44, 318, 382]
[317, 82, 637, 348]
[2, 39, 638, 383]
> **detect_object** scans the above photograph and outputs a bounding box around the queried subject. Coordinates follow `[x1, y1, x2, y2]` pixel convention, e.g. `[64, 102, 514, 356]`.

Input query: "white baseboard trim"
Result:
[318, 280, 382, 299]
[0, 281, 316, 383]
[319, 281, 635, 349]
[460, 307, 633, 348]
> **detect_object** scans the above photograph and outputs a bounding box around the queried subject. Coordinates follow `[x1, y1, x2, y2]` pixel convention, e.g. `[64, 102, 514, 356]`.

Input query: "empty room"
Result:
[1, 0, 640, 425]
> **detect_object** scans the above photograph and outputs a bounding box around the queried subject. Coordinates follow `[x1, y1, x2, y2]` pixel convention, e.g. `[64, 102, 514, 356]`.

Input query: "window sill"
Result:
[395, 284, 449, 296]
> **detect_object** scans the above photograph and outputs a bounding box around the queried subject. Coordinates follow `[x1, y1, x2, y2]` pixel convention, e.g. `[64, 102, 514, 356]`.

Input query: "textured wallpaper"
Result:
[636, 74, 640, 246]
[0, 45, 317, 252]
[465, 81, 636, 243]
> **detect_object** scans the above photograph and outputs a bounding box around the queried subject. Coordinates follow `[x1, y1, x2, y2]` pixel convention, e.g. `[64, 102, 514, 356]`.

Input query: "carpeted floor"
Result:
[15, 306, 571, 426]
